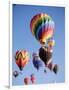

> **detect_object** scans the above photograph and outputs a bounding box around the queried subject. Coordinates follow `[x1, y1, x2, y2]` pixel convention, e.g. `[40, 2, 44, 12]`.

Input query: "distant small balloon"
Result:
[13, 71, 19, 77]
[24, 77, 30, 85]
[48, 39, 55, 47]
[44, 69, 47, 73]
[31, 74, 36, 84]
[53, 64, 58, 74]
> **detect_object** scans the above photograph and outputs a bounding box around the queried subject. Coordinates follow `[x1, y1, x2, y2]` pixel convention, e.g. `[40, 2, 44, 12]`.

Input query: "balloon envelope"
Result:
[15, 50, 29, 71]
[30, 13, 55, 45]
[32, 53, 43, 70]
[31, 74, 36, 84]
[48, 39, 55, 47]
[13, 71, 19, 77]
[53, 64, 58, 74]
[39, 46, 52, 65]
[24, 77, 30, 85]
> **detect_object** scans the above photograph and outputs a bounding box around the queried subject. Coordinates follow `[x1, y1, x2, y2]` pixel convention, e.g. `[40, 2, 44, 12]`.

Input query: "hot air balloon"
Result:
[24, 77, 30, 85]
[53, 64, 58, 74]
[39, 46, 52, 65]
[47, 63, 58, 74]
[30, 13, 55, 45]
[30, 74, 36, 84]
[32, 52, 43, 70]
[13, 71, 19, 77]
[44, 69, 47, 73]
[15, 50, 29, 71]
[39, 46, 58, 74]
[47, 38, 55, 48]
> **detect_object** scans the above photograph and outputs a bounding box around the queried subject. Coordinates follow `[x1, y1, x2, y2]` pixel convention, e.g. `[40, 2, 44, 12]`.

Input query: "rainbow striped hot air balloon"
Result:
[30, 13, 55, 45]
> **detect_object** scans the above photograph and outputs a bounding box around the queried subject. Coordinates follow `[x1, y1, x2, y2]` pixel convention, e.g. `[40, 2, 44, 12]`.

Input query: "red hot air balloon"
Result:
[30, 74, 36, 84]
[24, 77, 30, 85]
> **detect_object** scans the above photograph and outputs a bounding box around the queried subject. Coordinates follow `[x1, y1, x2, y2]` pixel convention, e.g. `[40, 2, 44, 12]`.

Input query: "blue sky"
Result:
[12, 4, 65, 85]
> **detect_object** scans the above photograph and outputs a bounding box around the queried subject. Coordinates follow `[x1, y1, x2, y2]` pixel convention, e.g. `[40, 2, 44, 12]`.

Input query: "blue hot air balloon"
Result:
[32, 52, 43, 70]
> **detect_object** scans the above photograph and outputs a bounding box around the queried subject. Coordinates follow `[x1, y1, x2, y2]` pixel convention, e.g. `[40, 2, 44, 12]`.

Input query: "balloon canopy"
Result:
[24, 77, 30, 85]
[15, 50, 29, 71]
[32, 53, 43, 70]
[39, 46, 52, 65]
[30, 13, 55, 45]
[13, 71, 19, 77]
[31, 74, 36, 84]
[47, 39, 55, 47]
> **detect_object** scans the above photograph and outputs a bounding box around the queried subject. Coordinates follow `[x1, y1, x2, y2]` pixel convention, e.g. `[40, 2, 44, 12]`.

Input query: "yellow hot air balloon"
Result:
[48, 39, 55, 47]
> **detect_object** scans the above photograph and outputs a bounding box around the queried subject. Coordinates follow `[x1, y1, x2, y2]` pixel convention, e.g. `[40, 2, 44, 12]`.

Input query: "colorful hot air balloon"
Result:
[32, 53, 43, 70]
[30, 13, 55, 45]
[15, 50, 29, 71]
[30, 74, 36, 84]
[47, 39, 55, 47]
[24, 77, 30, 85]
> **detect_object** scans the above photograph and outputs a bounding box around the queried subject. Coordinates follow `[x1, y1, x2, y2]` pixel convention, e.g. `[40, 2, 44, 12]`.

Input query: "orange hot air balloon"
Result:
[15, 50, 29, 71]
